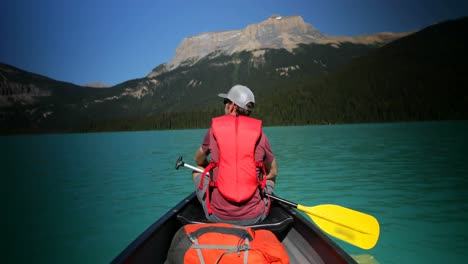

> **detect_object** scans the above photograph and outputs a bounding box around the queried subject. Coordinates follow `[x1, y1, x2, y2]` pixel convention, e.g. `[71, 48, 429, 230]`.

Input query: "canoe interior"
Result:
[112, 192, 357, 264]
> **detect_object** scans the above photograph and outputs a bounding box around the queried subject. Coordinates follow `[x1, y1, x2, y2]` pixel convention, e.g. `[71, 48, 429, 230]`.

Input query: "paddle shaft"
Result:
[178, 160, 298, 208]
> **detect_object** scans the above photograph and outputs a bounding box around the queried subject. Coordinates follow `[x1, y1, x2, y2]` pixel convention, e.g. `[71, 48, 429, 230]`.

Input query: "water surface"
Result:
[3, 121, 468, 263]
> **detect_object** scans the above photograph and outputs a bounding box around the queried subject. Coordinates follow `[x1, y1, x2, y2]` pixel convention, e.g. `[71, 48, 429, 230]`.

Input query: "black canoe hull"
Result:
[112, 192, 357, 264]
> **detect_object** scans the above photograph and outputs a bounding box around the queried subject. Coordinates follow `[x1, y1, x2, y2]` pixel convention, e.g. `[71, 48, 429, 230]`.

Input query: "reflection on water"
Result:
[352, 254, 380, 264]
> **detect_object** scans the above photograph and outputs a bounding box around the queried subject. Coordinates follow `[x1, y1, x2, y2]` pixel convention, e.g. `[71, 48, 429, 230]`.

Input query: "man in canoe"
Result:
[192, 84, 278, 225]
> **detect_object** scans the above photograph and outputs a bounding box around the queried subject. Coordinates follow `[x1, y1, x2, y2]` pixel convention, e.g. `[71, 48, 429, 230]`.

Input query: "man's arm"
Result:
[192, 147, 208, 181]
[265, 158, 278, 188]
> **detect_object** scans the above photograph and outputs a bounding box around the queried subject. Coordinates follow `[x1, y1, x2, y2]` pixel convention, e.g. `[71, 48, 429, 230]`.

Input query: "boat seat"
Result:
[176, 201, 293, 239]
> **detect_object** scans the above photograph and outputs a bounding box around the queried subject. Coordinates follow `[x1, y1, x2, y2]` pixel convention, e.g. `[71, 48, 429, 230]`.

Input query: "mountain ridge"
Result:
[1, 16, 467, 134]
[148, 15, 410, 78]
[82, 82, 112, 88]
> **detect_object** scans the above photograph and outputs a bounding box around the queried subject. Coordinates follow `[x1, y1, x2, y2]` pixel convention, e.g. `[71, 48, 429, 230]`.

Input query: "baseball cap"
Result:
[218, 85, 255, 111]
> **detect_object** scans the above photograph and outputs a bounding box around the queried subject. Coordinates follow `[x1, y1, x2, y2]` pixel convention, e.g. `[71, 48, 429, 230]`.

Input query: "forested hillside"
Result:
[254, 17, 468, 126]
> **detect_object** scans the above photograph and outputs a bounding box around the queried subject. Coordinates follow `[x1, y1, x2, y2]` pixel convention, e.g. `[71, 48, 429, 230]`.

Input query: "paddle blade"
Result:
[297, 204, 380, 250]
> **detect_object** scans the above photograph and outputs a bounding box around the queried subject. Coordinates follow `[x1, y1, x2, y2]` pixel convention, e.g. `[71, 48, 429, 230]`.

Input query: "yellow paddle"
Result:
[175, 156, 380, 250]
[266, 194, 380, 250]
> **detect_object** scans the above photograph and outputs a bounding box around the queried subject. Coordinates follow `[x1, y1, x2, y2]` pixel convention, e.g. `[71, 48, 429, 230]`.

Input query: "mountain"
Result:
[82, 82, 112, 88]
[148, 15, 409, 77]
[259, 17, 468, 125]
[0, 63, 126, 132]
[156, 15, 324, 73]
[1, 16, 467, 134]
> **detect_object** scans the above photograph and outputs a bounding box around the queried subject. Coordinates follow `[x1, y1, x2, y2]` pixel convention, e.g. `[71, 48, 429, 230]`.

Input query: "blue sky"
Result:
[1, 0, 467, 86]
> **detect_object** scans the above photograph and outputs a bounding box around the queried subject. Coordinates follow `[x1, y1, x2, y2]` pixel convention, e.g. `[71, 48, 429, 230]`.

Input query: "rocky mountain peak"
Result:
[236, 15, 323, 50]
[82, 82, 112, 88]
[148, 15, 409, 78]
[163, 15, 323, 71]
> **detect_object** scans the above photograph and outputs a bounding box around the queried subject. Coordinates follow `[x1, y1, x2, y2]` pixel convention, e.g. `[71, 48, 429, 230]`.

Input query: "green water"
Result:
[3, 121, 468, 264]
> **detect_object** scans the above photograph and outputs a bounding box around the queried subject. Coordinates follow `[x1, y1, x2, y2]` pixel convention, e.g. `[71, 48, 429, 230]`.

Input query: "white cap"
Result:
[218, 85, 255, 111]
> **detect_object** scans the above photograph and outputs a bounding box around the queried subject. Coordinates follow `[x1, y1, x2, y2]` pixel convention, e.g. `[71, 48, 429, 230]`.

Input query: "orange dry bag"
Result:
[167, 223, 289, 264]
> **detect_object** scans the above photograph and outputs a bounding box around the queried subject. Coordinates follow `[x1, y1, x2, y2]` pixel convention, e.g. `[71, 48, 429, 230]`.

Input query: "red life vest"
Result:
[199, 115, 268, 214]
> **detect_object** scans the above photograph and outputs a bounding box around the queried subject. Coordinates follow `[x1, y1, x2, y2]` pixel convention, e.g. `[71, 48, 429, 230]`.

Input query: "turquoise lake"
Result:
[3, 121, 468, 263]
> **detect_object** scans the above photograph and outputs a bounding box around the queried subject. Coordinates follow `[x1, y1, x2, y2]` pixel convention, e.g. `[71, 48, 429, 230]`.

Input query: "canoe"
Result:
[111, 192, 358, 264]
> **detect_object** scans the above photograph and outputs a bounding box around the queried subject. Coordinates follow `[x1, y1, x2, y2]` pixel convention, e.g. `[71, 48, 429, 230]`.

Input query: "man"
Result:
[192, 84, 278, 225]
